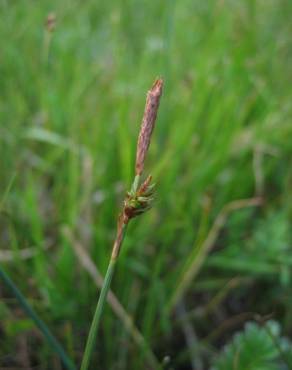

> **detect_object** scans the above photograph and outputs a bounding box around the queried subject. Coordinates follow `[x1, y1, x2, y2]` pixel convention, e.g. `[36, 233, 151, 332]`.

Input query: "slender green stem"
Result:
[80, 221, 129, 370]
[80, 259, 117, 370]
[80, 177, 139, 370]
[0, 266, 76, 370]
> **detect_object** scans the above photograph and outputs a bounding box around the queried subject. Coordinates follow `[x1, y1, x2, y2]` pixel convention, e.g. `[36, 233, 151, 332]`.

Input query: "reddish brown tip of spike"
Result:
[135, 78, 163, 175]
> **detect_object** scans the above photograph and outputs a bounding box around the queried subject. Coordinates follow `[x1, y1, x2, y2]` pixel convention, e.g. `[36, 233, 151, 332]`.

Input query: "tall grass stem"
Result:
[80, 221, 128, 370]
[80, 79, 163, 370]
[80, 259, 117, 370]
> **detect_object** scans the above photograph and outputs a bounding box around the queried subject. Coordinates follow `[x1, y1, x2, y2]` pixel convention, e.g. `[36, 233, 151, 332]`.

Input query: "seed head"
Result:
[46, 12, 56, 33]
[135, 79, 163, 176]
[123, 175, 155, 221]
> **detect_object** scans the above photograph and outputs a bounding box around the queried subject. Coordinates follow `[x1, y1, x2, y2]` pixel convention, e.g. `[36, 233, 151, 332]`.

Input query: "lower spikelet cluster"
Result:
[123, 176, 155, 222]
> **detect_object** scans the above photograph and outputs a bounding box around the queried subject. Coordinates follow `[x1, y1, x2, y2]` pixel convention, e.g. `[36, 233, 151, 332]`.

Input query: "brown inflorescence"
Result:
[135, 79, 163, 175]
[111, 79, 162, 261]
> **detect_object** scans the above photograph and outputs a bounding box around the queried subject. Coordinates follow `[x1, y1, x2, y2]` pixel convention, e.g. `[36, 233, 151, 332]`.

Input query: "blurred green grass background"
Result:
[0, 0, 291, 369]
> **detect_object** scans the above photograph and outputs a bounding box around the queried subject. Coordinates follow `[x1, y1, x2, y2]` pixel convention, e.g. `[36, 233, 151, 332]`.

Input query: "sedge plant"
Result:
[80, 78, 164, 370]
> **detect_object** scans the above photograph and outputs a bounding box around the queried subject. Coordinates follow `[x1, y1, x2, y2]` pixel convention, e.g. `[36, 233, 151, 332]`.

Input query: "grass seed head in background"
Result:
[46, 12, 56, 33]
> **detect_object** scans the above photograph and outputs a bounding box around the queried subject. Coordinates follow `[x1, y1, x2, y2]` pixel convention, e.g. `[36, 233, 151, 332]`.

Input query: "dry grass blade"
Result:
[176, 300, 203, 370]
[168, 197, 262, 310]
[0, 244, 52, 262]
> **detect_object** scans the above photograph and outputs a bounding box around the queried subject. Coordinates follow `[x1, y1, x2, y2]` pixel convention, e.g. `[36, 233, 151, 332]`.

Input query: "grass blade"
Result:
[0, 266, 76, 370]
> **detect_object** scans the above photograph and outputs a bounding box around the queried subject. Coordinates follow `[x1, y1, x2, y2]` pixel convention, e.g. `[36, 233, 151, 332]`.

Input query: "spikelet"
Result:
[135, 79, 163, 176]
[123, 176, 155, 222]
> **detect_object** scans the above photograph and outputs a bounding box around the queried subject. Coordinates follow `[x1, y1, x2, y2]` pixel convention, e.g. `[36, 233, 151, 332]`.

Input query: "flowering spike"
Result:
[135, 79, 163, 176]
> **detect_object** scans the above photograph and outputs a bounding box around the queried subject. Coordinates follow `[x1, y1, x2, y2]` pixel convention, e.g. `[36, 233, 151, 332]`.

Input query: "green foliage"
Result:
[208, 210, 292, 280]
[0, 0, 291, 368]
[213, 321, 292, 370]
